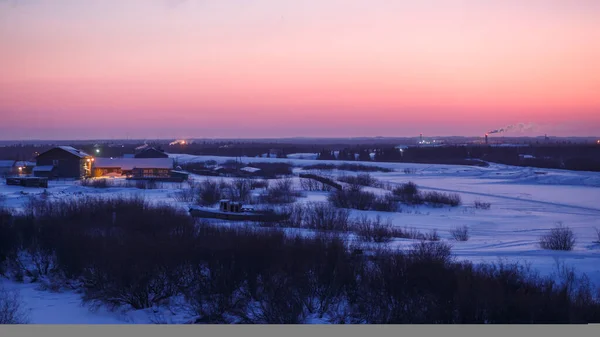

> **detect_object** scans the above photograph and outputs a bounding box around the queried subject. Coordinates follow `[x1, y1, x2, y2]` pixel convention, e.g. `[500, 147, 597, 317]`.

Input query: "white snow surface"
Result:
[2, 154, 600, 323]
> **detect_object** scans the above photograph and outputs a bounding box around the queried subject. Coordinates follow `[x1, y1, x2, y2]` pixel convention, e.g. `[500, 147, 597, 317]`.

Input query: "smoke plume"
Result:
[487, 123, 537, 135]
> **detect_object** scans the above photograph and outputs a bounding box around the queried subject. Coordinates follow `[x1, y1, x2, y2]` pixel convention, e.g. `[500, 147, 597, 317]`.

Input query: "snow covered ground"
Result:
[2, 155, 600, 323]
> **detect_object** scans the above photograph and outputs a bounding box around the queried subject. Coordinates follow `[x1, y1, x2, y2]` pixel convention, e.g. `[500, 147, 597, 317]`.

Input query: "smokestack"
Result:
[485, 134, 488, 145]
[420, 133, 423, 143]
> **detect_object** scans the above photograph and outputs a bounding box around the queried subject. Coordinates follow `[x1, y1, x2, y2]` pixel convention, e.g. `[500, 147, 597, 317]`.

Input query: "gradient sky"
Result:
[1, 0, 599, 140]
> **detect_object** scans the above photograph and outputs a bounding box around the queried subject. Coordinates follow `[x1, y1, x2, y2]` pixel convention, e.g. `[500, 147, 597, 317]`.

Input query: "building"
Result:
[93, 157, 174, 178]
[14, 161, 36, 175]
[34, 146, 93, 179]
[0, 160, 14, 177]
[134, 147, 168, 159]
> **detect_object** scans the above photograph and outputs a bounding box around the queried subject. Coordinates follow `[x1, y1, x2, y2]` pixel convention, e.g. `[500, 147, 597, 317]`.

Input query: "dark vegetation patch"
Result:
[539, 223, 576, 251]
[0, 197, 599, 323]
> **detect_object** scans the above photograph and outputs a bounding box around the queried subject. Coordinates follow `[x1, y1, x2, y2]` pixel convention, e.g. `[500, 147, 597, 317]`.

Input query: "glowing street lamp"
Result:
[96, 149, 100, 154]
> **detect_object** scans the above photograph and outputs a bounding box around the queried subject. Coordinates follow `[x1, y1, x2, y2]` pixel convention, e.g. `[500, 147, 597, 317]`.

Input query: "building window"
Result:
[52, 160, 59, 166]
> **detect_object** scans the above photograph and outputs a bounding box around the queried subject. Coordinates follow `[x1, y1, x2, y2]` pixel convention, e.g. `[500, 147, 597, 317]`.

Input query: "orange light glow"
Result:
[0, 1, 598, 138]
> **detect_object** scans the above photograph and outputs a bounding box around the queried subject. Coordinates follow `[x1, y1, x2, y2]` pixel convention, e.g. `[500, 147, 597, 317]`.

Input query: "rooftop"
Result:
[93, 157, 174, 170]
[56, 146, 91, 158]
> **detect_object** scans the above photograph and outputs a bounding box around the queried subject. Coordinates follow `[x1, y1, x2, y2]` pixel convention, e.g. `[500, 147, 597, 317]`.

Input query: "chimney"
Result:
[485, 134, 488, 145]
[420, 133, 423, 143]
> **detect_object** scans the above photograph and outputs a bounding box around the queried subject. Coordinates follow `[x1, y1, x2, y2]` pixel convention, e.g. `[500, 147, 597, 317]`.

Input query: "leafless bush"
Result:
[279, 204, 305, 228]
[304, 203, 351, 231]
[300, 178, 332, 192]
[135, 180, 160, 190]
[0, 287, 29, 324]
[250, 179, 269, 190]
[593, 227, 600, 244]
[539, 223, 576, 251]
[299, 174, 342, 190]
[224, 179, 252, 203]
[173, 182, 199, 203]
[424, 229, 440, 242]
[371, 193, 398, 212]
[474, 200, 492, 210]
[353, 216, 402, 243]
[328, 185, 376, 211]
[338, 174, 378, 187]
[392, 182, 422, 205]
[260, 179, 301, 204]
[81, 178, 112, 188]
[197, 180, 222, 206]
[422, 191, 461, 207]
[450, 225, 470, 241]
[408, 241, 453, 265]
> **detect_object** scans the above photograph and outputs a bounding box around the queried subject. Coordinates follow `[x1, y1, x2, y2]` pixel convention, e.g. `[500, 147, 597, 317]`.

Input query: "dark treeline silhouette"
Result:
[2, 141, 599, 172]
[1, 196, 600, 323]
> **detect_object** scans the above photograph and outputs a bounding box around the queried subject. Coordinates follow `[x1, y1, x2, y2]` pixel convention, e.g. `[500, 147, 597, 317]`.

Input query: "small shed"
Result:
[33, 165, 57, 178]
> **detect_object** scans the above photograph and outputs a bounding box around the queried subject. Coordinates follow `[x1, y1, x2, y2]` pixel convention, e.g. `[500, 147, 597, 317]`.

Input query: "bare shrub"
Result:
[328, 185, 375, 211]
[299, 174, 342, 190]
[279, 204, 305, 228]
[250, 179, 269, 190]
[0, 287, 29, 324]
[450, 225, 470, 241]
[135, 180, 160, 190]
[197, 179, 222, 206]
[392, 182, 422, 205]
[173, 182, 199, 203]
[424, 229, 440, 241]
[224, 179, 252, 203]
[81, 178, 112, 188]
[300, 178, 332, 192]
[539, 223, 576, 251]
[304, 203, 351, 232]
[422, 191, 461, 207]
[260, 179, 301, 204]
[408, 241, 453, 265]
[474, 200, 492, 210]
[338, 174, 378, 187]
[593, 227, 600, 244]
[353, 216, 401, 243]
[371, 193, 398, 212]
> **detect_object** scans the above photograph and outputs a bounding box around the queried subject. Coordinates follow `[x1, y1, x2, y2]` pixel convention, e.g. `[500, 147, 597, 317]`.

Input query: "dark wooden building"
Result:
[34, 146, 93, 179]
[134, 147, 168, 159]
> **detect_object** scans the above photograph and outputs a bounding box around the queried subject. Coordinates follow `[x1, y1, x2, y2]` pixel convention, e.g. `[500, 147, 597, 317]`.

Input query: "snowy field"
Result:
[2, 154, 600, 323]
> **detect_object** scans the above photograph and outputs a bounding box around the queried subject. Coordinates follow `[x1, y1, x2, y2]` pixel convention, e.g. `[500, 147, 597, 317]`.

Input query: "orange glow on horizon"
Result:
[1, 0, 599, 139]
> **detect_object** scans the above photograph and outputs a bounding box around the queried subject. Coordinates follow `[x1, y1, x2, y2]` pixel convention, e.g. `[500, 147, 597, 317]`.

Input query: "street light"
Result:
[96, 149, 100, 154]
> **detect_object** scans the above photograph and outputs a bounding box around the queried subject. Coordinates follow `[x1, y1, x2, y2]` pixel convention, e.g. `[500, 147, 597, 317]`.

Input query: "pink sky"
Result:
[1, 0, 599, 139]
